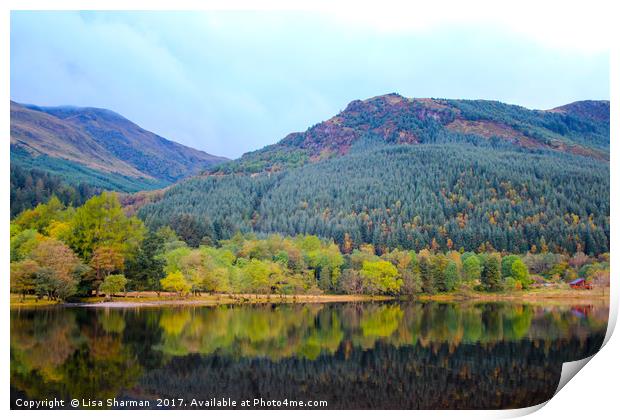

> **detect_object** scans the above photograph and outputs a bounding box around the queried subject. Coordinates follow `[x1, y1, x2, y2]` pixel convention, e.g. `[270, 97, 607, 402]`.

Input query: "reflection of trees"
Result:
[11, 301, 608, 409]
[360, 305, 403, 338]
[11, 308, 141, 403]
[153, 305, 335, 360]
[99, 310, 126, 334]
[141, 301, 608, 368]
[11, 310, 82, 379]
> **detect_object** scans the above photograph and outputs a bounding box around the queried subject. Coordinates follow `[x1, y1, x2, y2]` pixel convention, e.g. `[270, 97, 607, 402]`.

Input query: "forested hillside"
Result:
[212, 94, 609, 174]
[10, 101, 228, 213]
[10, 164, 101, 217]
[138, 142, 609, 255]
[135, 94, 609, 256]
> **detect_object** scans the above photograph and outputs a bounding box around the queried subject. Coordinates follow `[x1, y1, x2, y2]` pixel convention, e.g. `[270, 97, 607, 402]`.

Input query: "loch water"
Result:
[10, 301, 608, 409]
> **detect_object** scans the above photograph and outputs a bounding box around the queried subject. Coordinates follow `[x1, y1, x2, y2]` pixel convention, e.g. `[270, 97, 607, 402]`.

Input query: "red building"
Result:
[569, 278, 592, 290]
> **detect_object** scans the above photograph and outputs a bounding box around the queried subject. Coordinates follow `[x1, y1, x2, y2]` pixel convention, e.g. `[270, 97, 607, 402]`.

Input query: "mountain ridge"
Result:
[10, 101, 228, 184]
[214, 94, 609, 174]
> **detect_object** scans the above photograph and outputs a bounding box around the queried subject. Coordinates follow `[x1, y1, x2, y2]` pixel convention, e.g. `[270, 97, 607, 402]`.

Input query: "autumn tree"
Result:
[90, 246, 125, 293]
[589, 268, 610, 291]
[383, 249, 420, 295]
[30, 239, 82, 300]
[10, 260, 39, 300]
[340, 269, 364, 294]
[360, 260, 402, 295]
[160, 271, 191, 296]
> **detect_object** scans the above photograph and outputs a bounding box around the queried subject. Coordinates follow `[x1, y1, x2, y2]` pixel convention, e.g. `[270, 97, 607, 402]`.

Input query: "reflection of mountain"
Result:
[10, 302, 607, 409]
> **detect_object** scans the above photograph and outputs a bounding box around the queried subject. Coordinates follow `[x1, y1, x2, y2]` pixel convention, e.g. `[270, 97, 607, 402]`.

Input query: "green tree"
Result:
[125, 230, 166, 291]
[444, 261, 460, 291]
[34, 268, 58, 300]
[10, 229, 42, 262]
[11, 195, 66, 235]
[501, 255, 520, 279]
[463, 255, 481, 283]
[510, 259, 531, 289]
[100, 274, 128, 298]
[481, 254, 502, 291]
[66, 192, 145, 260]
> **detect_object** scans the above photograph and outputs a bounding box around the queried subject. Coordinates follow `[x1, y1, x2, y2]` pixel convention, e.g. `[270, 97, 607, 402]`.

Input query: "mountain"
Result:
[550, 100, 611, 123]
[136, 94, 610, 255]
[213, 94, 609, 174]
[10, 101, 228, 215]
[10, 101, 228, 189]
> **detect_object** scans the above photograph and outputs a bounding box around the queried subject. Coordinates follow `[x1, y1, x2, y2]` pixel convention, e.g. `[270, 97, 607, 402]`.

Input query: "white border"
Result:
[2, 1, 617, 419]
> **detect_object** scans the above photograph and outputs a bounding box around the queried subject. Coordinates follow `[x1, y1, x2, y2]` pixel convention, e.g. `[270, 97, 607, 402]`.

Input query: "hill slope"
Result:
[136, 94, 610, 255]
[215, 94, 608, 174]
[10, 101, 228, 187]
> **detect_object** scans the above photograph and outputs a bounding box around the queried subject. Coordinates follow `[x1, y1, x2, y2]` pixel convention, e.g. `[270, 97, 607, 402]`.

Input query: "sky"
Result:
[10, 8, 610, 158]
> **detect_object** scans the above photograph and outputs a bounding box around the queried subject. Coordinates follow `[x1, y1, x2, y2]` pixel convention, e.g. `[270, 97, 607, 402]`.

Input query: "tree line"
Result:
[10, 193, 609, 301]
[10, 164, 102, 217]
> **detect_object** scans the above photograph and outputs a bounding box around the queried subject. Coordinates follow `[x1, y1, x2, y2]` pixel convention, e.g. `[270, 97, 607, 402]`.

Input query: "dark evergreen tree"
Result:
[482, 254, 502, 291]
[125, 231, 166, 291]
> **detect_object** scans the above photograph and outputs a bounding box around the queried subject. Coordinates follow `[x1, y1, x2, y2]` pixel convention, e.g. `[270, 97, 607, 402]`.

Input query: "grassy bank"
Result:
[66, 293, 395, 308]
[416, 287, 610, 305]
[10, 294, 61, 308]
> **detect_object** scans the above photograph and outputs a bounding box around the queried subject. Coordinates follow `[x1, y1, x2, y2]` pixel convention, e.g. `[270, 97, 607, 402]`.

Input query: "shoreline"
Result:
[10, 289, 609, 309]
[415, 288, 609, 305]
[68, 293, 394, 308]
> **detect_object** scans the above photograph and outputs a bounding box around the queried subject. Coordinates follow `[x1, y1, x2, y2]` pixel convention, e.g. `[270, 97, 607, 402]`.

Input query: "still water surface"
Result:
[11, 301, 607, 409]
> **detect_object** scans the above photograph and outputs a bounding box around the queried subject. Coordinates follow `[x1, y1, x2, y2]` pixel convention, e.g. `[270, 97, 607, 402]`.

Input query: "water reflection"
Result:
[11, 302, 607, 409]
